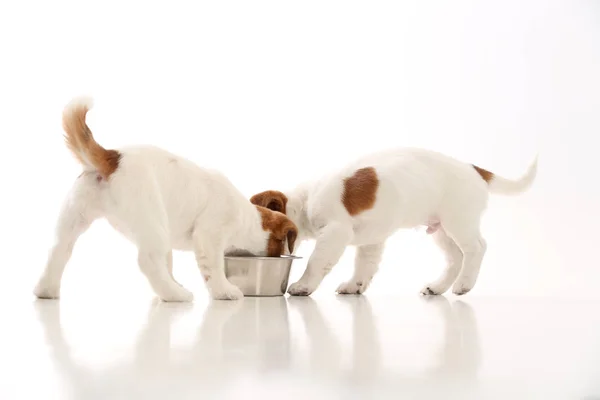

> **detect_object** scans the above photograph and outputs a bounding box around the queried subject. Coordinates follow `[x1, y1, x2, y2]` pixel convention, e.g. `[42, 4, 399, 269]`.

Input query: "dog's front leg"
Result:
[337, 242, 385, 295]
[193, 233, 243, 300]
[288, 222, 353, 296]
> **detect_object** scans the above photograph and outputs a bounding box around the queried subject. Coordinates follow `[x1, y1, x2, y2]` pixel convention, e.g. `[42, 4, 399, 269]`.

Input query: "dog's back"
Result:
[302, 148, 491, 243]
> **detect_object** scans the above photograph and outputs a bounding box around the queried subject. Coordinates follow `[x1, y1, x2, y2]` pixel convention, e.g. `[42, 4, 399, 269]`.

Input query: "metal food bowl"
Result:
[224, 255, 302, 297]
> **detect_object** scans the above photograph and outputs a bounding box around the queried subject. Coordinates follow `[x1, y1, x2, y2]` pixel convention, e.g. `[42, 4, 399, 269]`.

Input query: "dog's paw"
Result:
[420, 286, 437, 296]
[336, 281, 366, 295]
[159, 286, 194, 302]
[420, 280, 453, 296]
[287, 281, 315, 296]
[420, 284, 448, 296]
[33, 281, 60, 299]
[452, 280, 474, 296]
[210, 283, 243, 301]
[452, 285, 472, 296]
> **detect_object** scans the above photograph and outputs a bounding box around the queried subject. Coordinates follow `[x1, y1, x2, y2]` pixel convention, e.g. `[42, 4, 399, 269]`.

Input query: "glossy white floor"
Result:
[2, 1, 600, 399]
[3, 292, 599, 400]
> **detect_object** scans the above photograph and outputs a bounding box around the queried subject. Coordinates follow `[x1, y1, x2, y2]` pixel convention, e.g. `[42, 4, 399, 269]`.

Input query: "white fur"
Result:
[34, 101, 280, 302]
[273, 148, 537, 296]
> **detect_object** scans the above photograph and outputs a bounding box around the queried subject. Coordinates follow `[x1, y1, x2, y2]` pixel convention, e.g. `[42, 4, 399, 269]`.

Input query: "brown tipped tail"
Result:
[472, 155, 538, 195]
[62, 97, 120, 179]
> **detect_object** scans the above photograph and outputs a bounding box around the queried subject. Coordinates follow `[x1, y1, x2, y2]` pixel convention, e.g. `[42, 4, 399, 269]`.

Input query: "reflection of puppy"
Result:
[251, 150, 537, 297]
[134, 300, 193, 374]
[287, 296, 382, 379]
[34, 299, 192, 399]
[35, 298, 292, 399]
[289, 295, 482, 397]
[417, 295, 481, 387]
[424, 297, 481, 378]
[33, 97, 297, 302]
[371, 297, 482, 398]
[288, 297, 342, 372]
[336, 296, 382, 380]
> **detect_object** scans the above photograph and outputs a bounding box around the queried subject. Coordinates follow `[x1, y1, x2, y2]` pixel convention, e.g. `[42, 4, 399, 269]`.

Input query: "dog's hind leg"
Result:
[420, 228, 463, 296]
[441, 214, 487, 296]
[109, 173, 193, 302]
[34, 174, 101, 299]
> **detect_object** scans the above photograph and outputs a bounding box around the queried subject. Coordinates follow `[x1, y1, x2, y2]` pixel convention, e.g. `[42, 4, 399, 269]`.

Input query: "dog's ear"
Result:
[286, 223, 297, 254]
[256, 206, 298, 256]
[250, 190, 288, 214]
[274, 219, 297, 255]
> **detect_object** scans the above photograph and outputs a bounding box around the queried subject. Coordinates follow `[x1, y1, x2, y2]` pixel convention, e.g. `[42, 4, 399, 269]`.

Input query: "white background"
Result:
[1, 0, 599, 301]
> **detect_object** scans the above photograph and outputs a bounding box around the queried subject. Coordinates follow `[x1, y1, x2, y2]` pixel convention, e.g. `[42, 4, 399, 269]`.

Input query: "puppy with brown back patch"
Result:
[251, 148, 537, 297]
[34, 97, 297, 302]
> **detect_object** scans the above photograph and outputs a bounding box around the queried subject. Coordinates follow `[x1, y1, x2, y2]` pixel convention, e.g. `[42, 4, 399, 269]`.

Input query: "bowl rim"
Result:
[224, 255, 302, 261]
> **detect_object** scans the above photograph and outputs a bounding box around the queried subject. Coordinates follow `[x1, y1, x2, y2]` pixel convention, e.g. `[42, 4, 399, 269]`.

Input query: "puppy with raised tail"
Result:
[34, 98, 297, 302]
[251, 148, 537, 296]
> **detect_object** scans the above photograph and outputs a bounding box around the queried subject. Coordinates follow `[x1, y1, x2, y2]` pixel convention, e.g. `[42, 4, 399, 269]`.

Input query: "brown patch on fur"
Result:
[472, 165, 494, 183]
[342, 167, 379, 216]
[63, 101, 121, 180]
[250, 190, 288, 214]
[256, 206, 298, 257]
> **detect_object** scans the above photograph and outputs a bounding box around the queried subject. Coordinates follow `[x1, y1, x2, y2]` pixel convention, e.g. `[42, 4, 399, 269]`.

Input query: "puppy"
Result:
[251, 148, 537, 296]
[34, 98, 297, 302]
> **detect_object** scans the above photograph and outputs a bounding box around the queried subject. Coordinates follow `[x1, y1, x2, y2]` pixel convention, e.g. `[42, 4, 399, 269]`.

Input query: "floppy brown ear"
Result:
[250, 190, 288, 214]
[286, 225, 297, 254]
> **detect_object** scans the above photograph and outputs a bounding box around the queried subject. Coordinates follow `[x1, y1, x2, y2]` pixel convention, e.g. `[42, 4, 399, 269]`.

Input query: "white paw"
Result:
[159, 286, 194, 302]
[452, 281, 474, 296]
[336, 281, 366, 295]
[209, 282, 244, 300]
[287, 281, 316, 296]
[420, 282, 451, 296]
[33, 281, 60, 299]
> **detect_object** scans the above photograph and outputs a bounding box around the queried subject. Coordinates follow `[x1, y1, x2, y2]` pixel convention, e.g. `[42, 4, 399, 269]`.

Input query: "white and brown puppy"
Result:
[34, 98, 297, 302]
[251, 148, 537, 296]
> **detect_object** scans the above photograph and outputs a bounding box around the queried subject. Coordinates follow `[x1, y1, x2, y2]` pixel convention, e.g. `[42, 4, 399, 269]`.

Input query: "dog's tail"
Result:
[472, 155, 538, 195]
[62, 97, 121, 180]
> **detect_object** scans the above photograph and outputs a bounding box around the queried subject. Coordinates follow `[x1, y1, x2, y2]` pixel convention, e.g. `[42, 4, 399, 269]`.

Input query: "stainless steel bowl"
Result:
[224, 255, 302, 297]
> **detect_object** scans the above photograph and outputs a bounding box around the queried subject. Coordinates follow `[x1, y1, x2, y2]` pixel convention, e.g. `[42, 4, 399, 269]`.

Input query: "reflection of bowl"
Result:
[219, 298, 291, 369]
[224, 255, 302, 296]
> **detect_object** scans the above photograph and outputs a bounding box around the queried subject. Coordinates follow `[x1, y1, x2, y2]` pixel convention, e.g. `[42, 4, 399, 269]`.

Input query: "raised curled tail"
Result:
[62, 97, 120, 179]
[473, 155, 538, 195]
